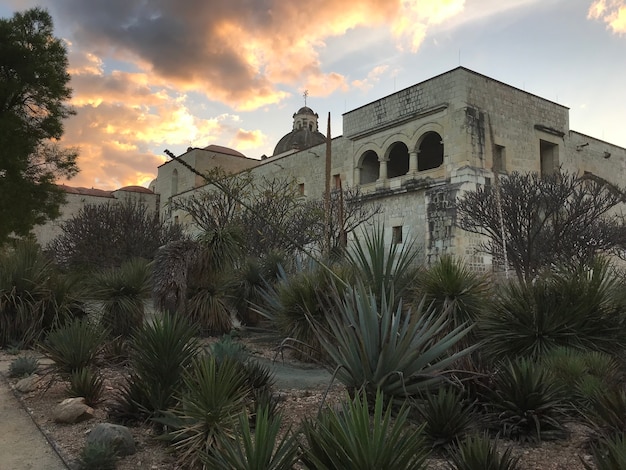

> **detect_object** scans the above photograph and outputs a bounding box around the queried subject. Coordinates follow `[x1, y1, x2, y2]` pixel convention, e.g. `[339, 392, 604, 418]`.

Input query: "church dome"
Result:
[272, 104, 326, 156]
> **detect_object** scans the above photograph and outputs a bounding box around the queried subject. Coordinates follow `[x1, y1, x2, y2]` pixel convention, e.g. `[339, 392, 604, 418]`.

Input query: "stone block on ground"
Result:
[87, 423, 136, 456]
[52, 397, 94, 424]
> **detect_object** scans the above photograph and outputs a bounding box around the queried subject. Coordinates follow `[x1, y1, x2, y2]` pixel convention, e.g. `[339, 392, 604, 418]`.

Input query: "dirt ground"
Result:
[0, 334, 598, 470]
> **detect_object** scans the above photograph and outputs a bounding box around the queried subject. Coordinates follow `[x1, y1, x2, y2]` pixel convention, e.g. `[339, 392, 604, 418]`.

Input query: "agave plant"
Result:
[201, 406, 300, 470]
[110, 313, 199, 421]
[485, 358, 567, 442]
[318, 281, 474, 400]
[300, 389, 429, 470]
[581, 388, 626, 437]
[90, 258, 151, 338]
[8, 354, 39, 378]
[447, 433, 520, 470]
[159, 355, 250, 469]
[67, 367, 104, 407]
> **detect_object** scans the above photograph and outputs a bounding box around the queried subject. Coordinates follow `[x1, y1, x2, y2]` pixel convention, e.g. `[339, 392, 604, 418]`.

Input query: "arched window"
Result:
[359, 150, 379, 184]
[418, 132, 443, 171]
[171, 169, 178, 195]
[387, 142, 409, 178]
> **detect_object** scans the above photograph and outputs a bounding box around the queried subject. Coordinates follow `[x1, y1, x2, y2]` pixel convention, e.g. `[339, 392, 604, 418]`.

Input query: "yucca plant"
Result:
[479, 259, 626, 361]
[110, 313, 199, 421]
[581, 388, 626, 437]
[413, 255, 489, 346]
[412, 387, 475, 449]
[347, 224, 421, 304]
[485, 358, 567, 442]
[300, 389, 429, 470]
[0, 240, 81, 347]
[256, 264, 345, 361]
[159, 355, 250, 469]
[201, 406, 300, 470]
[39, 317, 107, 374]
[318, 281, 474, 401]
[8, 354, 39, 378]
[90, 258, 151, 338]
[447, 433, 520, 470]
[67, 367, 104, 407]
[583, 433, 626, 470]
[77, 441, 118, 470]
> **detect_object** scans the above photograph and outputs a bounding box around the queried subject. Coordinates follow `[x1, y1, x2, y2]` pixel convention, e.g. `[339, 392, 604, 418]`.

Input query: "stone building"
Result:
[37, 67, 626, 270]
[153, 67, 625, 271]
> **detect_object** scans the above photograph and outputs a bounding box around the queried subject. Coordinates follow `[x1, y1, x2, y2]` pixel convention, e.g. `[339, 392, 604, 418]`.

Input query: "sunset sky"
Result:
[1, 0, 625, 190]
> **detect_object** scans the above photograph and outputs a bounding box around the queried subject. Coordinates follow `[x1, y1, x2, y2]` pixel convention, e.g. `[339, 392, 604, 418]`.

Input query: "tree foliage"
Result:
[47, 197, 185, 269]
[0, 8, 79, 244]
[456, 170, 626, 280]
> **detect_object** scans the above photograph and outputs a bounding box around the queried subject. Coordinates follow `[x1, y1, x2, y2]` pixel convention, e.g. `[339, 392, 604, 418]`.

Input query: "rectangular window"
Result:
[298, 183, 305, 196]
[493, 145, 506, 173]
[540, 140, 558, 176]
[392, 226, 403, 244]
[174, 215, 179, 225]
[333, 174, 341, 189]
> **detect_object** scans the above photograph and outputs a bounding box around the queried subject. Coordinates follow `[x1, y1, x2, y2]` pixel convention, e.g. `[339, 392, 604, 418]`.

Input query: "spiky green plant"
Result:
[110, 314, 199, 421]
[414, 255, 489, 345]
[67, 367, 104, 407]
[412, 387, 475, 449]
[300, 389, 429, 470]
[0, 240, 82, 347]
[347, 224, 421, 303]
[485, 358, 567, 442]
[90, 258, 151, 338]
[39, 317, 107, 374]
[201, 406, 300, 470]
[479, 260, 626, 361]
[318, 281, 474, 400]
[583, 433, 626, 470]
[581, 388, 626, 436]
[447, 433, 520, 470]
[159, 355, 250, 469]
[77, 441, 118, 470]
[8, 355, 39, 378]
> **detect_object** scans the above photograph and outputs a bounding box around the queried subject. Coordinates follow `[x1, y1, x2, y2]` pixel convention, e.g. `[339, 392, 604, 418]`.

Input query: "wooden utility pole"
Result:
[324, 112, 331, 256]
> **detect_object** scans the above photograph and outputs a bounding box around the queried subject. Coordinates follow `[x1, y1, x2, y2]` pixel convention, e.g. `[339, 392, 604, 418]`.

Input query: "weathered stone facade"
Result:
[35, 67, 626, 269]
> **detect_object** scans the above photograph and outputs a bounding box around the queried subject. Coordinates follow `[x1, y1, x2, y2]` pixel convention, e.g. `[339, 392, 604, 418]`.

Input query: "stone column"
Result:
[378, 157, 388, 181]
[409, 151, 418, 174]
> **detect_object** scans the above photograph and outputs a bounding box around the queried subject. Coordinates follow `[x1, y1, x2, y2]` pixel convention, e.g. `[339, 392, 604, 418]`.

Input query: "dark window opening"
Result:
[333, 174, 341, 189]
[494, 145, 506, 173]
[540, 140, 558, 176]
[387, 142, 409, 178]
[298, 183, 305, 195]
[418, 132, 444, 171]
[392, 226, 403, 244]
[360, 150, 379, 184]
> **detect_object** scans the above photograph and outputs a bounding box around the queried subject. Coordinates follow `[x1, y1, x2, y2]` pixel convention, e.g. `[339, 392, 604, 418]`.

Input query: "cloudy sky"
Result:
[1, 0, 625, 190]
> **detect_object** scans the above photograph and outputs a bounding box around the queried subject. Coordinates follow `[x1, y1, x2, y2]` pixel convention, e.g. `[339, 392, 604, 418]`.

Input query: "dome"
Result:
[272, 128, 326, 156]
[272, 104, 326, 156]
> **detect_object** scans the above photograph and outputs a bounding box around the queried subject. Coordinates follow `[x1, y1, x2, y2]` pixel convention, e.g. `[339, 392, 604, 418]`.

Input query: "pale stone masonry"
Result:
[35, 67, 626, 271]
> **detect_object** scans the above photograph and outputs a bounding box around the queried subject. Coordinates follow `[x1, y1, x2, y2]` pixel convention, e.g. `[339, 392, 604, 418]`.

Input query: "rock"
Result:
[52, 397, 94, 424]
[15, 375, 38, 393]
[87, 423, 136, 456]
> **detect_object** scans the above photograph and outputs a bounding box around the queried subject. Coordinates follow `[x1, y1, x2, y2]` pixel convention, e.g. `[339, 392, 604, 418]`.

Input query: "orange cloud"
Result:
[352, 65, 390, 92]
[589, 0, 626, 34]
[230, 129, 267, 150]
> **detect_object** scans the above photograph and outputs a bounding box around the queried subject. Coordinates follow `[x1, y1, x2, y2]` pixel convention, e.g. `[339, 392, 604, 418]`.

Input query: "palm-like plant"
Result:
[90, 258, 151, 338]
[201, 406, 300, 470]
[583, 433, 626, 470]
[318, 281, 474, 400]
[301, 390, 429, 470]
